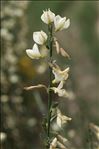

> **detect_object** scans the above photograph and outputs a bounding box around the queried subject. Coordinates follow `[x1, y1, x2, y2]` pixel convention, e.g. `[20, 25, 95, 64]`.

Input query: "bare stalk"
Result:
[47, 24, 53, 144]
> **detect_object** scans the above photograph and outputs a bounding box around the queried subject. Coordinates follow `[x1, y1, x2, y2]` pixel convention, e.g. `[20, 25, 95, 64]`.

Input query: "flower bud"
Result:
[26, 43, 41, 59]
[41, 9, 55, 24]
[54, 15, 70, 31]
[33, 30, 47, 45]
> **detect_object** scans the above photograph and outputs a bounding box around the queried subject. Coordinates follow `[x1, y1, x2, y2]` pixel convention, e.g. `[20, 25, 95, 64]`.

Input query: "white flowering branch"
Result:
[25, 8, 72, 149]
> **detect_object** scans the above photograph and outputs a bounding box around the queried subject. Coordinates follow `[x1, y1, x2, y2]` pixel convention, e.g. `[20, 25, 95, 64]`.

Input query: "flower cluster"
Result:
[26, 9, 70, 60]
[41, 9, 70, 30]
[25, 9, 71, 148]
[49, 62, 70, 98]
[26, 30, 48, 59]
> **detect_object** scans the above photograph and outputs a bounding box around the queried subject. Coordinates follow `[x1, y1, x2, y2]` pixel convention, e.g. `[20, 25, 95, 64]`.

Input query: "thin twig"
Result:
[24, 84, 47, 91]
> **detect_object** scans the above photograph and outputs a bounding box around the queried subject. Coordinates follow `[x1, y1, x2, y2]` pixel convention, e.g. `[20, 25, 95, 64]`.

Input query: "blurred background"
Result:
[1, 1, 99, 149]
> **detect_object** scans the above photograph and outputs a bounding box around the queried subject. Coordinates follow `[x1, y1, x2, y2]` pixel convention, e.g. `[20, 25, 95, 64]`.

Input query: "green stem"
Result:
[47, 24, 53, 143]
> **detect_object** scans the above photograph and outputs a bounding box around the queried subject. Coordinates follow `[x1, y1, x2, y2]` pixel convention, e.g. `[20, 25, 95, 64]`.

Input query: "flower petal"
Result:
[63, 18, 70, 29]
[57, 109, 72, 128]
[26, 44, 41, 59]
[33, 32, 42, 45]
[54, 15, 61, 28]
[41, 9, 55, 24]
[57, 81, 64, 89]
[54, 15, 70, 31]
[33, 31, 47, 45]
[41, 30, 47, 41]
[57, 116, 62, 128]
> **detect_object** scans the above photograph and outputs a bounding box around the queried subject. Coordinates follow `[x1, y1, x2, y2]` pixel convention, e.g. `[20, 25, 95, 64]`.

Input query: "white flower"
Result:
[57, 109, 72, 128]
[41, 9, 55, 24]
[50, 137, 57, 149]
[33, 30, 47, 45]
[52, 88, 68, 98]
[26, 43, 41, 59]
[51, 81, 68, 98]
[52, 66, 70, 83]
[54, 15, 70, 31]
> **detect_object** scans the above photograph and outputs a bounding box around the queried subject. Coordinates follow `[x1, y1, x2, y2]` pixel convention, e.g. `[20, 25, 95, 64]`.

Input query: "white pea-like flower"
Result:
[33, 30, 47, 45]
[54, 15, 70, 31]
[26, 43, 41, 59]
[49, 62, 70, 83]
[57, 109, 72, 128]
[51, 81, 69, 98]
[51, 87, 68, 98]
[52, 66, 70, 83]
[41, 9, 55, 24]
